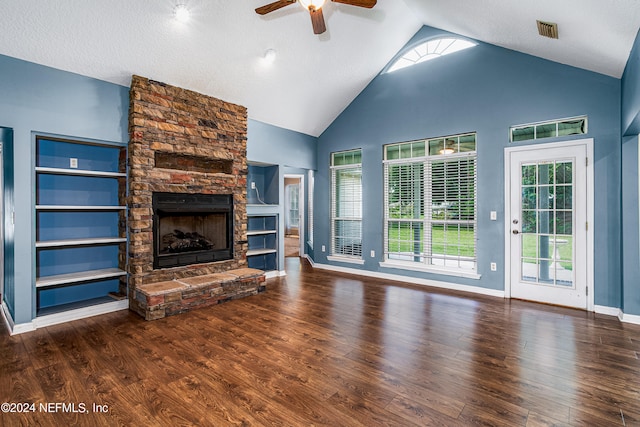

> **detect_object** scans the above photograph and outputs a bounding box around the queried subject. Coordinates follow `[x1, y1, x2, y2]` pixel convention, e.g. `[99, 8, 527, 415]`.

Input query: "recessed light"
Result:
[263, 48, 277, 64]
[174, 4, 190, 22]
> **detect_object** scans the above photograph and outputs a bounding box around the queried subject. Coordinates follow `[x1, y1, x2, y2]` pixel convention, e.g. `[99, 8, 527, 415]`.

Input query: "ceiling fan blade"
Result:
[255, 0, 296, 15]
[331, 0, 376, 8]
[309, 6, 326, 34]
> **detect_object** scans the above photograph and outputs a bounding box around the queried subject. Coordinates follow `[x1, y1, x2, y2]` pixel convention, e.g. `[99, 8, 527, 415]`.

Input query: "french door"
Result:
[505, 140, 592, 309]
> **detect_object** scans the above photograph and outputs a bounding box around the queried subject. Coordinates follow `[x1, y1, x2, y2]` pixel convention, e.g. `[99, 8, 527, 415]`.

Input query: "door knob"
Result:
[512, 230, 519, 235]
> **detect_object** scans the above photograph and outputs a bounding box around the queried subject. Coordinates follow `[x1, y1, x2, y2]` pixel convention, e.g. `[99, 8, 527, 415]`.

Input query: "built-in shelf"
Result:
[36, 205, 126, 211]
[246, 230, 277, 236]
[247, 214, 278, 272]
[35, 136, 128, 317]
[36, 268, 127, 289]
[246, 248, 277, 256]
[35, 166, 126, 178]
[35, 237, 126, 248]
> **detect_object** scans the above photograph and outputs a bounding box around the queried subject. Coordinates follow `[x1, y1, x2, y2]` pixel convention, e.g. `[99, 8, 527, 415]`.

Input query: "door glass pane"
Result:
[520, 160, 574, 287]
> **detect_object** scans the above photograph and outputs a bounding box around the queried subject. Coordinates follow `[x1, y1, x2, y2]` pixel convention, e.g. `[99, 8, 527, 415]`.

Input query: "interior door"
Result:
[507, 142, 589, 309]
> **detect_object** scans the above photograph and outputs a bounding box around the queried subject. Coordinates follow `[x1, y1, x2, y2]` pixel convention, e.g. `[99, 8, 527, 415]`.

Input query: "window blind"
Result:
[383, 134, 477, 271]
[330, 150, 363, 259]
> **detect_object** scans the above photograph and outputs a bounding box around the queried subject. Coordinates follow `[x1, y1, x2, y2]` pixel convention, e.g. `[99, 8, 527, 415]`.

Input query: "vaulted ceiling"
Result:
[1, 1, 639, 137]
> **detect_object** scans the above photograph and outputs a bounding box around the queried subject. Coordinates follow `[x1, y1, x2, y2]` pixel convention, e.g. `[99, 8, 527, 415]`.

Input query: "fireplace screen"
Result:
[153, 193, 233, 268]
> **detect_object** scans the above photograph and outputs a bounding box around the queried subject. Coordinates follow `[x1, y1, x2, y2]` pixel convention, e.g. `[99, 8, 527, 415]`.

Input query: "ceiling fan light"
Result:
[299, 0, 326, 11]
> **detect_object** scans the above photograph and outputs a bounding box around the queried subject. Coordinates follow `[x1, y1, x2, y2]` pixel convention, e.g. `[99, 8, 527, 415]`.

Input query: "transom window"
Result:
[510, 116, 587, 142]
[386, 37, 477, 73]
[383, 133, 477, 274]
[330, 149, 363, 260]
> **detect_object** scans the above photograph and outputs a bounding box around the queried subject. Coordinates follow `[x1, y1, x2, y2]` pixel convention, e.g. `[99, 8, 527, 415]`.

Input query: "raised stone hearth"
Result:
[134, 268, 266, 320]
[126, 75, 263, 319]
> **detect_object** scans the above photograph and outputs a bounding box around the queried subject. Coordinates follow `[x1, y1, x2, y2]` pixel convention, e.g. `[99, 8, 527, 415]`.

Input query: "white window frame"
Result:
[380, 134, 479, 278]
[510, 116, 587, 143]
[307, 170, 314, 248]
[329, 149, 364, 264]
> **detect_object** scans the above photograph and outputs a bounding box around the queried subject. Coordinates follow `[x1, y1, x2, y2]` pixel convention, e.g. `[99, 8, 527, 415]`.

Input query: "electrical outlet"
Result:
[490, 262, 497, 271]
[250, 182, 256, 189]
[490, 211, 497, 221]
[70, 158, 78, 169]
[321, 245, 326, 252]
[370, 250, 375, 258]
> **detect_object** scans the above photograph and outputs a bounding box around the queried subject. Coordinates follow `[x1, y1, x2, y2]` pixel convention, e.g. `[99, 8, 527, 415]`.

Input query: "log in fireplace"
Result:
[152, 192, 233, 269]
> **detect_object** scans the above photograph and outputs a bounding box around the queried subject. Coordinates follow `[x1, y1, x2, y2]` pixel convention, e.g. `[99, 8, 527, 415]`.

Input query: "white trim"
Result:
[2, 299, 128, 335]
[379, 260, 481, 280]
[620, 311, 640, 325]
[34, 300, 128, 330]
[327, 255, 365, 265]
[284, 173, 305, 257]
[313, 261, 504, 298]
[264, 270, 286, 279]
[2, 301, 37, 335]
[504, 138, 595, 311]
[303, 254, 315, 266]
[594, 305, 621, 317]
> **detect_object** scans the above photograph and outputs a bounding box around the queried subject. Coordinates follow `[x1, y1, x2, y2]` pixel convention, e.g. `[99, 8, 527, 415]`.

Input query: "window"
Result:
[386, 37, 476, 73]
[286, 183, 299, 231]
[510, 116, 587, 142]
[330, 149, 363, 259]
[383, 133, 477, 274]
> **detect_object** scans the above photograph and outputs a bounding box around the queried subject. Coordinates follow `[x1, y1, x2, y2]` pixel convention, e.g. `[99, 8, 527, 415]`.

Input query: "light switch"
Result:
[490, 211, 497, 221]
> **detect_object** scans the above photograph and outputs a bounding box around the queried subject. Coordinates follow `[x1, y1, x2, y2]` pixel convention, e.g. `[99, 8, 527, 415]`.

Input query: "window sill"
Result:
[327, 255, 365, 265]
[379, 260, 481, 280]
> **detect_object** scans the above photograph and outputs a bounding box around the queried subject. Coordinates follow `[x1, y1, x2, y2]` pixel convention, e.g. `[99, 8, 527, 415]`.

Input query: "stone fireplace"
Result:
[153, 192, 233, 268]
[126, 75, 264, 320]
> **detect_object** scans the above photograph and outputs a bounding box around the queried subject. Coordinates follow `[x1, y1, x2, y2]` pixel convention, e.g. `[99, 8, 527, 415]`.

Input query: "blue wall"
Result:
[622, 28, 640, 136]
[315, 26, 622, 306]
[247, 119, 318, 270]
[248, 119, 316, 170]
[621, 28, 640, 315]
[0, 54, 129, 323]
[0, 55, 318, 324]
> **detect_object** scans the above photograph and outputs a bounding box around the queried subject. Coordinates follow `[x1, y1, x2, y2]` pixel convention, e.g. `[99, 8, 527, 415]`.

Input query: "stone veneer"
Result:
[126, 75, 252, 318]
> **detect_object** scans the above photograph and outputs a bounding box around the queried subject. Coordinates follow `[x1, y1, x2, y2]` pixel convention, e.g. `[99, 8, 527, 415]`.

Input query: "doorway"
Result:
[505, 139, 593, 310]
[284, 175, 304, 257]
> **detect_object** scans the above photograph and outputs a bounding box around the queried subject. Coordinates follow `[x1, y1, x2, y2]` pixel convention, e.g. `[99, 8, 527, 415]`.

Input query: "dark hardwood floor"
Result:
[2, 257, 639, 426]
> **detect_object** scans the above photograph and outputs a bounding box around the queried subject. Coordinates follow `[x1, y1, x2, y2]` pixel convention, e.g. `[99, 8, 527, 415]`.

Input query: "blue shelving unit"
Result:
[35, 137, 127, 316]
[247, 215, 278, 272]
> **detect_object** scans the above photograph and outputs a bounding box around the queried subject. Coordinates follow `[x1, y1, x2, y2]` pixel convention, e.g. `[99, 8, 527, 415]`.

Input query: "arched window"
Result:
[386, 37, 476, 73]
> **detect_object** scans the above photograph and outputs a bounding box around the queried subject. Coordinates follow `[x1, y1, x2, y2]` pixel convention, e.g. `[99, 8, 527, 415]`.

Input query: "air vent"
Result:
[537, 20, 558, 39]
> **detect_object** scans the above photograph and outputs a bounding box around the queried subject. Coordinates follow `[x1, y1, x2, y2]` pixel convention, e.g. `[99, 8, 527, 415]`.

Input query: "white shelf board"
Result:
[36, 205, 126, 211]
[246, 248, 277, 256]
[246, 230, 277, 236]
[36, 237, 126, 248]
[36, 268, 126, 288]
[35, 167, 126, 178]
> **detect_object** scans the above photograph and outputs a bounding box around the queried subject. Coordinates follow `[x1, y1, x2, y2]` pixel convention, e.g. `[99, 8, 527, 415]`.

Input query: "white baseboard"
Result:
[34, 300, 129, 329]
[619, 311, 640, 325]
[594, 305, 621, 317]
[2, 299, 129, 335]
[265, 270, 286, 279]
[311, 261, 505, 298]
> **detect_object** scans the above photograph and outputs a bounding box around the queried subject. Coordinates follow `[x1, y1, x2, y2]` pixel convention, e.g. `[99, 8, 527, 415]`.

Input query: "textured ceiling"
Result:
[0, 1, 639, 137]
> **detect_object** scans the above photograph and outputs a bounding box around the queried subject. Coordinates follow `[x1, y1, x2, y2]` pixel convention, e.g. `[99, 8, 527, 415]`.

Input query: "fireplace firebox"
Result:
[153, 192, 233, 269]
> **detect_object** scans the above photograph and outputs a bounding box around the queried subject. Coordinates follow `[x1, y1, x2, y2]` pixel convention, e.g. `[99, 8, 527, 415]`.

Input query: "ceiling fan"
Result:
[255, 0, 377, 35]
